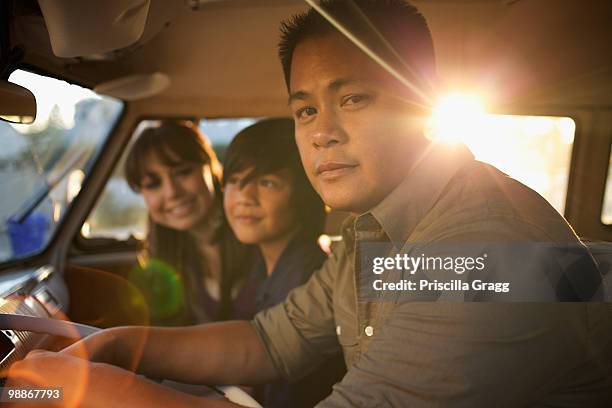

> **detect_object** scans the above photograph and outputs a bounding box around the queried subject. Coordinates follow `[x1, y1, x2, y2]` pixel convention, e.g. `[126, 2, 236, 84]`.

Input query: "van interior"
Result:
[0, 0, 611, 402]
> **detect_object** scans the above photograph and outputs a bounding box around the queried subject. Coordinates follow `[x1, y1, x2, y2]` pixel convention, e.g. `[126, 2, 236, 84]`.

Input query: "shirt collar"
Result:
[372, 142, 474, 243]
[341, 143, 474, 245]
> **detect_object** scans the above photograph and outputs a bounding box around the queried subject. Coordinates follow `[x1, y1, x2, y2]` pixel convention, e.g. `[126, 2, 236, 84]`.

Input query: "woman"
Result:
[223, 118, 345, 408]
[125, 120, 255, 326]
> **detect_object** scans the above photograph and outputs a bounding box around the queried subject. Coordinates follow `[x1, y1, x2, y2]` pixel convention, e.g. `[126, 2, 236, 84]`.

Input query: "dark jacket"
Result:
[251, 238, 346, 408]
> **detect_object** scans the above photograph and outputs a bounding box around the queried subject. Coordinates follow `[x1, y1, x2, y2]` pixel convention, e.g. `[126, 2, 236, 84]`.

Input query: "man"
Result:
[6, 1, 612, 407]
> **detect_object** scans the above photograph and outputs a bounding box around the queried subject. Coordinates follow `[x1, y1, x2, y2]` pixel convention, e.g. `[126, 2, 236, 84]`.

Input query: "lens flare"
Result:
[129, 258, 185, 321]
[423, 92, 575, 214]
[426, 93, 486, 144]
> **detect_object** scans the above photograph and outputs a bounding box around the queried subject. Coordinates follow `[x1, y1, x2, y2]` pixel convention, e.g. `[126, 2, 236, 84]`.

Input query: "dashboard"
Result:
[0, 265, 263, 407]
[0, 265, 68, 373]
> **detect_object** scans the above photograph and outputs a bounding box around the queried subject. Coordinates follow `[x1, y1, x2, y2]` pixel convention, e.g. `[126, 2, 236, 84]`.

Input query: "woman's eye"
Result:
[141, 178, 160, 190]
[295, 106, 317, 121]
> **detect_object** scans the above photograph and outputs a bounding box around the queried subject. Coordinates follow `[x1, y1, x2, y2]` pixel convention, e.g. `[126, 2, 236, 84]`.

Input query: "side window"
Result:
[82, 118, 258, 242]
[601, 148, 612, 224]
[199, 117, 257, 161]
[427, 110, 575, 214]
[0, 70, 123, 262]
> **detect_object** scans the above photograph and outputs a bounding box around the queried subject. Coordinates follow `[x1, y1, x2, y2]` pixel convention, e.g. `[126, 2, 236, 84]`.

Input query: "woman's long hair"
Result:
[125, 120, 249, 322]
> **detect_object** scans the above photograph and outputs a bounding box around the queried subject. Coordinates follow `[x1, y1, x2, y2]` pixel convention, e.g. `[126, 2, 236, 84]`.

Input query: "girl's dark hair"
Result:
[124, 120, 248, 322]
[125, 120, 222, 192]
[223, 117, 326, 242]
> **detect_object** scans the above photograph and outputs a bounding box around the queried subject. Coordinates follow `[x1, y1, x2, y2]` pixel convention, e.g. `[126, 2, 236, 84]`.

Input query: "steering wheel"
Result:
[0, 313, 262, 408]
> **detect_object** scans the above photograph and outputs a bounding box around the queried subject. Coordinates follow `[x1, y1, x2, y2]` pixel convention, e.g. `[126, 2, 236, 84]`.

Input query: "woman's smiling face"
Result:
[139, 150, 215, 232]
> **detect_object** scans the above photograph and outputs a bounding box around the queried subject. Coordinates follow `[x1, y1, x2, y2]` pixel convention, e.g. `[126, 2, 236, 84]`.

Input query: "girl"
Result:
[125, 120, 254, 325]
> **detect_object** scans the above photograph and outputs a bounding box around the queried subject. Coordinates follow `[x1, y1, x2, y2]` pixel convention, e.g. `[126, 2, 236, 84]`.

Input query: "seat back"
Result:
[584, 241, 612, 301]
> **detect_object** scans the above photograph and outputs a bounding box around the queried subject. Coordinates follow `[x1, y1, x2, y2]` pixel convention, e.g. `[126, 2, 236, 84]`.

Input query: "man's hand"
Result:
[0, 321, 278, 407]
[2, 349, 237, 408]
[3, 349, 109, 407]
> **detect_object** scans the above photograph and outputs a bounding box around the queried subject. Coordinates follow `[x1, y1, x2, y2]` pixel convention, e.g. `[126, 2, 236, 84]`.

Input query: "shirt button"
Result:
[336, 325, 342, 336]
[364, 326, 374, 337]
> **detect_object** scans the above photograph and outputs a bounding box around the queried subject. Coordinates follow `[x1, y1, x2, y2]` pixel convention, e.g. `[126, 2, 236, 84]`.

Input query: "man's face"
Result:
[289, 33, 426, 213]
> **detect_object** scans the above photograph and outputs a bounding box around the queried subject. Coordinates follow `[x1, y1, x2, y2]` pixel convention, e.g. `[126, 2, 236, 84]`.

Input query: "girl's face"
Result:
[223, 167, 298, 246]
[139, 151, 215, 232]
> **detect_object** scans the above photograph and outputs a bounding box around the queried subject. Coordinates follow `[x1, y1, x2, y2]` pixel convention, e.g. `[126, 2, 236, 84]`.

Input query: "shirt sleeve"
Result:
[251, 242, 344, 381]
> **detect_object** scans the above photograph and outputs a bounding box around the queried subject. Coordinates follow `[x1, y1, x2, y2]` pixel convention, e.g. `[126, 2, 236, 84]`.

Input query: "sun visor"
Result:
[38, 0, 151, 58]
[94, 72, 170, 101]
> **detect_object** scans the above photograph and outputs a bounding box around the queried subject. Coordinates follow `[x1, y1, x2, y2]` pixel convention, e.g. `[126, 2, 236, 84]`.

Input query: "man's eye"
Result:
[341, 94, 370, 107]
[295, 106, 317, 121]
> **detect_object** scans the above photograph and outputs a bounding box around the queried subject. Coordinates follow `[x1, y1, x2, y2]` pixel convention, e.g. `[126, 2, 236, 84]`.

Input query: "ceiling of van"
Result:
[9, 0, 612, 117]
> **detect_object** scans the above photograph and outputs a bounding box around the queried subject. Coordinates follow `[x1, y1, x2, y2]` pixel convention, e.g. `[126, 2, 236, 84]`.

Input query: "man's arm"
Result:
[61, 240, 342, 391]
[61, 320, 278, 386]
[4, 350, 252, 408]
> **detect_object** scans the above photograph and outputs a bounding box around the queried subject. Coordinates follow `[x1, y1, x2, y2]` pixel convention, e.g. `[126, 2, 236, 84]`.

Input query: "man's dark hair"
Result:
[279, 0, 436, 95]
[223, 118, 326, 242]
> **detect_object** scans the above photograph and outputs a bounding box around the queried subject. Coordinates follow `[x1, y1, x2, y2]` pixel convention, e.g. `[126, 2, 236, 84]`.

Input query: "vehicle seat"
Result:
[584, 241, 612, 301]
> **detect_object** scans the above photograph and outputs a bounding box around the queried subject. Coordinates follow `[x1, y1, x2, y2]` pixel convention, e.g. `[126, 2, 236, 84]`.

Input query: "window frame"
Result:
[0, 64, 126, 268]
[598, 131, 612, 226]
[73, 115, 261, 253]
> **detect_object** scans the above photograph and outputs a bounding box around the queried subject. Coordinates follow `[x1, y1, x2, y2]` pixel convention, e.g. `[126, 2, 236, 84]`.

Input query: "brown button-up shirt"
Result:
[252, 144, 612, 407]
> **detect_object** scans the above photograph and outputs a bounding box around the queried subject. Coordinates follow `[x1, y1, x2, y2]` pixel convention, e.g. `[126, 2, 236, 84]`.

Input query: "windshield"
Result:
[0, 70, 123, 263]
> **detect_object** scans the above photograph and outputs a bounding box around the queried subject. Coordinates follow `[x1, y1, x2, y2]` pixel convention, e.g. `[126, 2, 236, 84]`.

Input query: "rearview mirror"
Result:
[0, 80, 37, 124]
